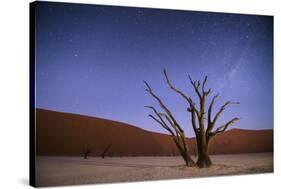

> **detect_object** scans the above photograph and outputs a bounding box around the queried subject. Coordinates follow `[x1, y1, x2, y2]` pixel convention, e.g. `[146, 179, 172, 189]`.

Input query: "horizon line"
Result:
[34, 107, 273, 137]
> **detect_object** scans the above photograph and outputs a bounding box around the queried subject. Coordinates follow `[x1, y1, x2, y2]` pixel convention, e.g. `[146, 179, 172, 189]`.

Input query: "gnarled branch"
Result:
[202, 76, 207, 92]
[163, 69, 200, 118]
[212, 117, 239, 135]
[188, 107, 199, 135]
[207, 94, 219, 133]
[188, 74, 202, 99]
[144, 81, 180, 128]
[212, 101, 240, 126]
[202, 76, 212, 96]
[145, 106, 174, 135]
[144, 80, 196, 166]
[145, 106, 189, 165]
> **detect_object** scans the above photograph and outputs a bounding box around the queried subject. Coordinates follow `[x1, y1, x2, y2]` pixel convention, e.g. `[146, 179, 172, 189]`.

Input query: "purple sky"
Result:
[35, 2, 273, 136]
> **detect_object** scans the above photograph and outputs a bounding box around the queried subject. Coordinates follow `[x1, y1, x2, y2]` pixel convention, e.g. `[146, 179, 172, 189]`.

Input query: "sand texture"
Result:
[36, 153, 273, 187]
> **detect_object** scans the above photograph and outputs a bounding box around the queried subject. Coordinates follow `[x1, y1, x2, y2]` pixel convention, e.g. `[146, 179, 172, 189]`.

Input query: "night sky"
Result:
[35, 2, 273, 136]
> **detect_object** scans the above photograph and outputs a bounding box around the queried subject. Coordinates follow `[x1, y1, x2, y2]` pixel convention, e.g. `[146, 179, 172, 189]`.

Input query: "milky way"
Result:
[35, 2, 273, 136]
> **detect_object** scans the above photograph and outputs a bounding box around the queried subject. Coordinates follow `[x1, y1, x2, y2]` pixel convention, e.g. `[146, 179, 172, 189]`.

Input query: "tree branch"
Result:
[159, 113, 187, 153]
[148, 114, 166, 128]
[163, 69, 200, 118]
[207, 94, 219, 132]
[202, 76, 207, 92]
[213, 117, 239, 135]
[188, 74, 202, 99]
[188, 107, 199, 135]
[159, 113, 184, 134]
[145, 106, 168, 128]
[145, 106, 176, 136]
[212, 101, 240, 125]
[144, 81, 181, 128]
[145, 105, 187, 155]
[201, 76, 212, 96]
[144, 80, 191, 156]
[164, 70, 190, 102]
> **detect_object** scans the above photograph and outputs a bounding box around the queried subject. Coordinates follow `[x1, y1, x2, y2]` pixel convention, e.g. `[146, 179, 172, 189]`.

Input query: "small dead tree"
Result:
[101, 144, 112, 159]
[144, 81, 195, 166]
[83, 148, 91, 159]
[145, 70, 239, 168]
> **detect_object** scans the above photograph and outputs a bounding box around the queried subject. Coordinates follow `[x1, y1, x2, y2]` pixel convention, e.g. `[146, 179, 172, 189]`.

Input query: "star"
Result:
[137, 10, 143, 15]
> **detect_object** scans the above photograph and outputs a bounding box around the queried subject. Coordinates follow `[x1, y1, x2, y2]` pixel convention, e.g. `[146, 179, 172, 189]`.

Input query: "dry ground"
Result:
[36, 153, 273, 187]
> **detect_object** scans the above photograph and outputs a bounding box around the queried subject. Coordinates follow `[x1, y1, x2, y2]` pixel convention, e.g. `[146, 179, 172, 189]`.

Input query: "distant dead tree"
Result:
[145, 69, 239, 168]
[83, 148, 91, 159]
[100, 144, 112, 159]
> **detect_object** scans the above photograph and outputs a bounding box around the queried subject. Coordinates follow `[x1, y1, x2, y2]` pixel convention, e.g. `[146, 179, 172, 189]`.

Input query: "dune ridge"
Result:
[36, 108, 273, 156]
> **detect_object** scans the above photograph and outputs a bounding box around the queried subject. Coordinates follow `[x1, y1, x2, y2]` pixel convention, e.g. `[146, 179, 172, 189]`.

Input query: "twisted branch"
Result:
[212, 117, 239, 135]
[144, 81, 181, 128]
[164, 69, 200, 118]
[212, 101, 240, 126]
[188, 74, 202, 99]
[207, 94, 219, 133]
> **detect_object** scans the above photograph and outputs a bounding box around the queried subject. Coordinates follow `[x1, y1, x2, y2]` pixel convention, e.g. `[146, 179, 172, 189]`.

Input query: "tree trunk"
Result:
[180, 151, 195, 166]
[173, 138, 195, 167]
[197, 148, 211, 168]
[196, 134, 212, 168]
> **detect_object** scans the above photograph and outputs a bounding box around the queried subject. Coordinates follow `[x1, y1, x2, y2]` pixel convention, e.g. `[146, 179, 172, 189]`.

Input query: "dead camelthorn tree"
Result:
[83, 148, 91, 159]
[144, 81, 195, 167]
[100, 144, 112, 159]
[145, 69, 239, 168]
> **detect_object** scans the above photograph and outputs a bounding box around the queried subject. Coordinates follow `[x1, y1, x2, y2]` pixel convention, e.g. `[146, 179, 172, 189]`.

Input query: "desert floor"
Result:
[36, 153, 273, 187]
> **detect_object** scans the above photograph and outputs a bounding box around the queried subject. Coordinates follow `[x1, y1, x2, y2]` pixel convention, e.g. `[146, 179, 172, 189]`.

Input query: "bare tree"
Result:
[100, 144, 112, 159]
[144, 81, 195, 166]
[145, 70, 239, 168]
[83, 148, 91, 159]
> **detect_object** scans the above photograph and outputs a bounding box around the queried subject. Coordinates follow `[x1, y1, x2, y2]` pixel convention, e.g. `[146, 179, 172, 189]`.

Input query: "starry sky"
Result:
[35, 1, 273, 136]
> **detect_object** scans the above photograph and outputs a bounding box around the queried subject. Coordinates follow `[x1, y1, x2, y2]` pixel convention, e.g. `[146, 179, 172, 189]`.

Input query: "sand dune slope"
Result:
[36, 109, 273, 156]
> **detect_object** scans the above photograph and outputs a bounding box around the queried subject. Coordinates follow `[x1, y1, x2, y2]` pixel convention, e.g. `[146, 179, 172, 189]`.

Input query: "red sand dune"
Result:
[36, 109, 273, 157]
